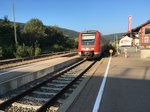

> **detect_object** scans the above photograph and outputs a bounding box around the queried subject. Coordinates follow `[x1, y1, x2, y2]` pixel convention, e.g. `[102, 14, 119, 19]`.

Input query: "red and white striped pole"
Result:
[128, 16, 132, 38]
[128, 16, 132, 33]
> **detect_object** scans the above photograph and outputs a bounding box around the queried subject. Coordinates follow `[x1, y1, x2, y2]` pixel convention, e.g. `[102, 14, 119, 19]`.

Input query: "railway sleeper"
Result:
[64, 70, 78, 73]
[61, 75, 76, 78]
[23, 96, 48, 103]
[37, 88, 59, 93]
[46, 83, 66, 88]
[56, 77, 74, 81]
[41, 86, 63, 91]
[63, 73, 79, 76]
[32, 91, 55, 96]
[51, 80, 71, 84]
[30, 92, 54, 98]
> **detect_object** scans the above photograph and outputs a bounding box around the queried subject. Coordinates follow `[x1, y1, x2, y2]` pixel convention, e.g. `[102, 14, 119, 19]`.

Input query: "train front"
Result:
[78, 30, 100, 59]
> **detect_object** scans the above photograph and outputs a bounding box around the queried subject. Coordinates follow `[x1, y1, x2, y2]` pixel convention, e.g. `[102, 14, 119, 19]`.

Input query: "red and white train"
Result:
[78, 30, 108, 59]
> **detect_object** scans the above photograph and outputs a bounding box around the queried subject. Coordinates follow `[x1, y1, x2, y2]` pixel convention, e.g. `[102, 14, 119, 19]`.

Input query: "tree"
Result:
[63, 36, 75, 48]
[0, 16, 15, 47]
[22, 18, 46, 47]
[0, 16, 17, 58]
[44, 26, 65, 48]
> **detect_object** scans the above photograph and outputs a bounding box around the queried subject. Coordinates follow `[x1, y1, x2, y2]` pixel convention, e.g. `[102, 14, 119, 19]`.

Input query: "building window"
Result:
[144, 37, 149, 43]
[145, 28, 150, 34]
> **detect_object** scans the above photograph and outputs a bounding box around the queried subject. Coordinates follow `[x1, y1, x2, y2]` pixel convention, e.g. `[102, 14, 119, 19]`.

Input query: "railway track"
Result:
[0, 59, 96, 112]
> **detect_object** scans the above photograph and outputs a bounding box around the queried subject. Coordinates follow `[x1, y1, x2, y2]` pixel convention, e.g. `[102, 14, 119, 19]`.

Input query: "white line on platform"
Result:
[92, 54, 112, 112]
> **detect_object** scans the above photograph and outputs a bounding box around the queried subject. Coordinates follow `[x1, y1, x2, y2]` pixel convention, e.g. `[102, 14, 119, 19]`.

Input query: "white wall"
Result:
[119, 36, 133, 47]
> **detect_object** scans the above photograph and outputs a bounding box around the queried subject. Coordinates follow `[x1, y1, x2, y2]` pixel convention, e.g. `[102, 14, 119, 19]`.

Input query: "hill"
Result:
[58, 27, 79, 38]
[0, 18, 79, 38]
[1, 19, 125, 40]
[103, 33, 124, 41]
[19, 24, 79, 38]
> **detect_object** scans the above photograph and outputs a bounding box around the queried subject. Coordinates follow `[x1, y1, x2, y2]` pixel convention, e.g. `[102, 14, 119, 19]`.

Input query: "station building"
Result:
[122, 20, 150, 58]
[124, 20, 150, 48]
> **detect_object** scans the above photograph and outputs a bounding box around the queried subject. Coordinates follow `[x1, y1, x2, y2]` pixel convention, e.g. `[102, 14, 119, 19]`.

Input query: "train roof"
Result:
[81, 30, 99, 34]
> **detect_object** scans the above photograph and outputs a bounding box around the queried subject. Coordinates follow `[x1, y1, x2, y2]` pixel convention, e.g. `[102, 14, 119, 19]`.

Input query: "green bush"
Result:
[27, 46, 34, 57]
[52, 44, 64, 52]
[15, 44, 28, 58]
[35, 47, 41, 56]
[2, 46, 15, 59]
[15, 44, 41, 58]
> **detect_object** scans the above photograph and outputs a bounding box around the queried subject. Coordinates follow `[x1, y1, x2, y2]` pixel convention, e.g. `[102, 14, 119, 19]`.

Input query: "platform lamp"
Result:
[12, 0, 18, 45]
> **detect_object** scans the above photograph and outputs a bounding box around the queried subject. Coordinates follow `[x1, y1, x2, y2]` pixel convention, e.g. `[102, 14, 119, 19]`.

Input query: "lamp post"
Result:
[116, 35, 120, 54]
[12, 0, 18, 44]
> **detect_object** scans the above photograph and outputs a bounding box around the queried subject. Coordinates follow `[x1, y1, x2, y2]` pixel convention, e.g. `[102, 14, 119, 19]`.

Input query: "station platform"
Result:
[0, 55, 80, 95]
[67, 47, 150, 112]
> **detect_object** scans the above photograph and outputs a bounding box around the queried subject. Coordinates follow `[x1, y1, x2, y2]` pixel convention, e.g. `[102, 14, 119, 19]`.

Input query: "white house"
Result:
[119, 36, 133, 47]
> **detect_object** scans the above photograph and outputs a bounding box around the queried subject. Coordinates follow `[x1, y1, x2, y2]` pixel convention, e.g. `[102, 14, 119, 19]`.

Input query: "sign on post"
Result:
[109, 49, 113, 54]
[128, 16, 132, 33]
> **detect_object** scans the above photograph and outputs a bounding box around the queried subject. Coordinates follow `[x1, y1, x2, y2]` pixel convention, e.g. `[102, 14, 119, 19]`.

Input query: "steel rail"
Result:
[0, 59, 85, 111]
[37, 61, 96, 112]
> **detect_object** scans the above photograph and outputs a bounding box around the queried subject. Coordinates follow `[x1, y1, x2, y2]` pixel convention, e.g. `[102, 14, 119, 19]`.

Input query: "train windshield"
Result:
[82, 34, 95, 45]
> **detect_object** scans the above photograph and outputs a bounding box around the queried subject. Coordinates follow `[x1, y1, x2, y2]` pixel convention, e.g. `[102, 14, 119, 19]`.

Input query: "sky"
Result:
[0, 0, 150, 35]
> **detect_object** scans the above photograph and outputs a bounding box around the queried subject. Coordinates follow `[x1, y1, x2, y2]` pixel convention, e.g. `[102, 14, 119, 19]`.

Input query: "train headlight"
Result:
[81, 48, 85, 50]
[91, 48, 94, 50]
